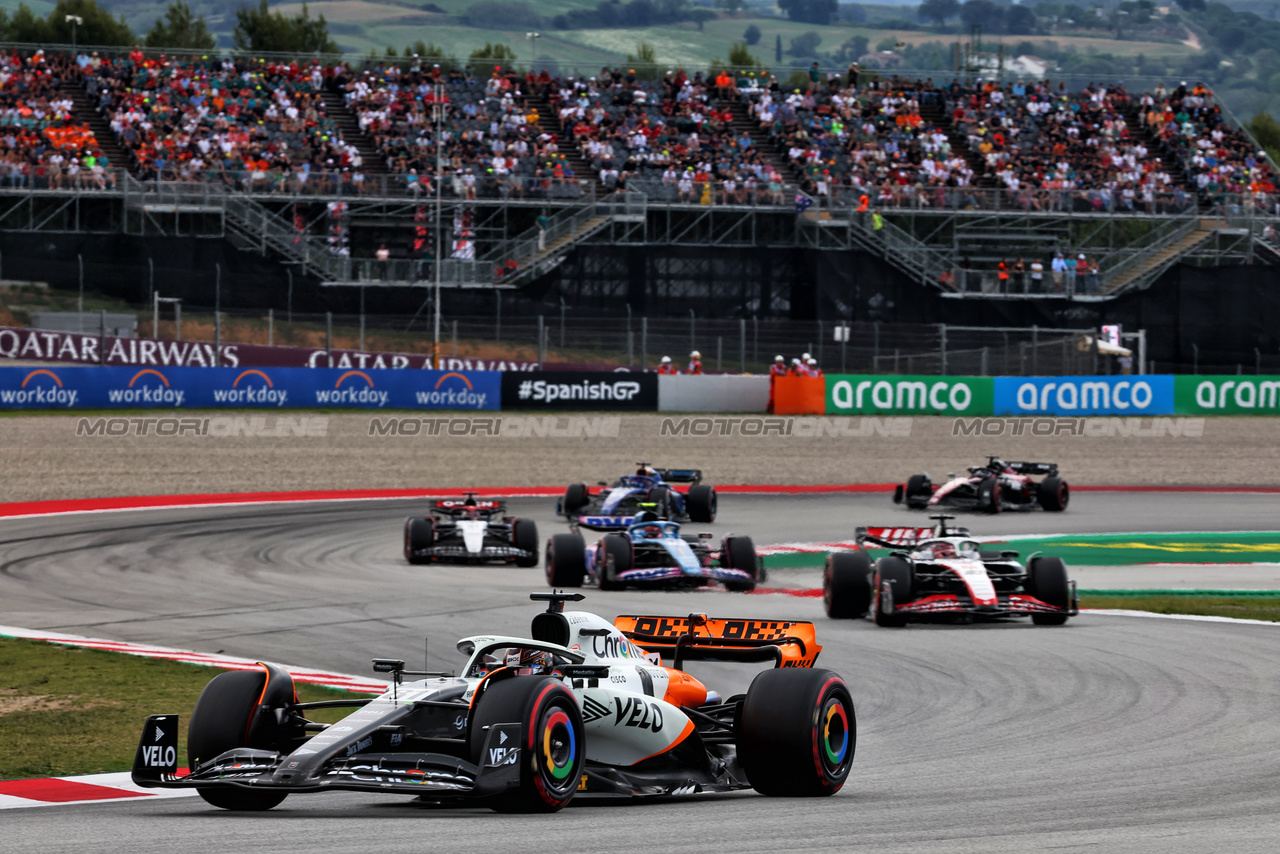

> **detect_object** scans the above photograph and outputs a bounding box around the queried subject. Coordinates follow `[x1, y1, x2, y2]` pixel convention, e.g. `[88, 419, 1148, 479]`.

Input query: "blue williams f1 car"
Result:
[558, 463, 717, 531]
[545, 514, 759, 592]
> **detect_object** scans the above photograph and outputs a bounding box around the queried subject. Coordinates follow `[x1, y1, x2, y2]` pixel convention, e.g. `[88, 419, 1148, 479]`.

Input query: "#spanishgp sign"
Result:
[501, 372, 658, 411]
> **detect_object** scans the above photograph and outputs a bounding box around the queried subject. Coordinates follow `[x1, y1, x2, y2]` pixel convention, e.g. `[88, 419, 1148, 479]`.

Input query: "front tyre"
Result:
[469, 677, 584, 812]
[979, 477, 1003, 513]
[597, 534, 632, 591]
[1027, 556, 1071, 625]
[873, 556, 914, 627]
[562, 483, 588, 515]
[738, 669, 855, 797]
[545, 534, 586, 587]
[1037, 476, 1070, 511]
[720, 535, 757, 592]
[188, 670, 289, 811]
[686, 484, 717, 523]
[511, 518, 539, 567]
[404, 517, 435, 565]
[824, 551, 872, 618]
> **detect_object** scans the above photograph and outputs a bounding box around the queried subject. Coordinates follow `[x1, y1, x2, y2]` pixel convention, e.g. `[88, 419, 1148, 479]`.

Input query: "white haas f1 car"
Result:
[546, 513, 760, 592]
[404, 494, 538, 566]
[894, 457, 1069, 513]
[559, 464, 717, 530]
[823, 516, 1078, 626]
[131, 593, 855, 812]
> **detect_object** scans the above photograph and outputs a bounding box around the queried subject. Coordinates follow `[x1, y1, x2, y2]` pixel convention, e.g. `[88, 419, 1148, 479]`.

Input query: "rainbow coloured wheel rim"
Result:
[537, 705, 579, 795]
[818, 695, 852, 777]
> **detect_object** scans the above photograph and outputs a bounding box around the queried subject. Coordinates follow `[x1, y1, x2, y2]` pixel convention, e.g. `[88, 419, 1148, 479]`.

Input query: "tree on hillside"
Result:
[1005, 3, 1037, 34]
[146, 0, 215, 49]
[743, 23, 761, 44]
[1249, 111, 1280, 164]
[786, 30, 822, 57]
[469, 42, 518, 62]
[0, 0, 134, 45]
[779, 0, 838, 26]
[233, 0, 338, 54]
[626, 41, 661, 79]
[917, 0, 959, 27]
[689, 8, 717, 30]
[775, 33, 782, 62]
[960, 0, 1005, 31]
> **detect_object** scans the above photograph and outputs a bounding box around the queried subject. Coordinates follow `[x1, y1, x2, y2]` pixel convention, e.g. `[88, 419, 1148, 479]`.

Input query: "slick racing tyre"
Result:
[1037, 476, 1070, 512]
[873, 556, 914, 627]
[188, 670, 290, 811]
[720, 535, 758, 592]
[738, 669, 855, 797]
[545, 534, 586, 587]
[403, 517, 435, 565]
[469, 676, 584, 813]
[645, 486, 672, 518]
[597, 534, 632, 591]
[686, 484, 717, 523]
[904, 474, 932, 507]
[1027, 556, 1071, 625]
[512, 518, 539, 567]
[979, 477, 1003, 513]
[562, 483, 588, 515]
[824, 551, 872, 619]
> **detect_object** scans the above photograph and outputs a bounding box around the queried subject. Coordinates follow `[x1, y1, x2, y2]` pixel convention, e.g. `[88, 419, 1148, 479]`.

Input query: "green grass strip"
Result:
[1079, 589, 1280, 597]
[1081, 595, 1280, 622]
[0, 638, 368, 780]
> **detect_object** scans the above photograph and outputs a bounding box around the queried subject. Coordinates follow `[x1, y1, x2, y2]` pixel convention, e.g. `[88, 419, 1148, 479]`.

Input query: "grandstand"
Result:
[0, 43, 1275, 372]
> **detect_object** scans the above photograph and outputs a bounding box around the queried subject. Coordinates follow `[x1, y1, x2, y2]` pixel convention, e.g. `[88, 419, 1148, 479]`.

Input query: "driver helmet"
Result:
[932, 543, 956, 558]
[636, 464, 655, 476]
[634, 509, 659, 524]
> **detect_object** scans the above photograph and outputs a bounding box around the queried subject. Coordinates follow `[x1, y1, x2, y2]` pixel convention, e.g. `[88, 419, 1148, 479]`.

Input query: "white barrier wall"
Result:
[657, 375, 770, 412]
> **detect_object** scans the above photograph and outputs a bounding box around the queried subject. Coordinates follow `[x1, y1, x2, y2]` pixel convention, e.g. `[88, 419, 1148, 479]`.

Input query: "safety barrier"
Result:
[657, 375, 770, 413]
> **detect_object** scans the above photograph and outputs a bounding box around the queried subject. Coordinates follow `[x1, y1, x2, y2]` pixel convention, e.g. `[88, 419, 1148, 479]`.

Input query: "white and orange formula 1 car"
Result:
[131, 593, 855, 812]
[823, 516, 1078, 626]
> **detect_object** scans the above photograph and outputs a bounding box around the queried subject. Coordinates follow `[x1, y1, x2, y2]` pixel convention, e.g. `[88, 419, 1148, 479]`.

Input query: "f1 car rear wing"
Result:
[613, 614, 820, 670]
[1004, 461, 1059, 476]
[433, 496, 506, 515]
[653, 467, 702, 484]
[856, 517, 971, 549]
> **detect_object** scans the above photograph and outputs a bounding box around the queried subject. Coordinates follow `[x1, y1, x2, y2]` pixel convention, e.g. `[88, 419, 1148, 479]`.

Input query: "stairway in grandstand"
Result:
[533, 110, 600, 190]
[718, 98, 794, 187]
[65, 80, 131, 173]
[320, 91, 392, 180]
[1102, 217, 1223, 293]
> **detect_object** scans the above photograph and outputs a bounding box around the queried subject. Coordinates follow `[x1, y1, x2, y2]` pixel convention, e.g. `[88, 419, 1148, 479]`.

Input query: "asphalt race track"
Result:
[3, 492, 1280, 853]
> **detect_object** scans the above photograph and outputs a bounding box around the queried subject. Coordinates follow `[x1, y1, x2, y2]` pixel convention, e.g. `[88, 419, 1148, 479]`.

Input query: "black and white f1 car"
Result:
[558, 463, 717, 530]
[546, 513, 760, 592]
[823, 516, 1078, 626]
[132, 592, 855, 812]
[403, 494, 538, 566]
[893, 456, 1069, 513]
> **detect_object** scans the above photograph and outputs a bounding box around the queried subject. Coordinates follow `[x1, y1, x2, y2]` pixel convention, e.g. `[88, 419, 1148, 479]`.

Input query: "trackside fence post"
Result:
[326, 311, 332, 367]
[739, 318, 746, 373]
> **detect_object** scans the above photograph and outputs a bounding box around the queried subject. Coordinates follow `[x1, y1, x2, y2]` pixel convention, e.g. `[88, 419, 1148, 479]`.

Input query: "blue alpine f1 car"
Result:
[557, 463, 717, 531]
[545, 515, 758, 592]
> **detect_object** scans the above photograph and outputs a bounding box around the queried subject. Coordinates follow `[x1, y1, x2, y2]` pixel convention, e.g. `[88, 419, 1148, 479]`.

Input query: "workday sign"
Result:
[993, 376, 1174, 416]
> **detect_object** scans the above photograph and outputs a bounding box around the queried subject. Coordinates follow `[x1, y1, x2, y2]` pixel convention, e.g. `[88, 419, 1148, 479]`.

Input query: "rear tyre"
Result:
[188, 670, 289, 811]
[1027, 556, 1071, 625]
[738, 669, 855, 797]
[512, 518, 539, 567]
[720, 535, 757, 592]
[1037, 477, 1070, 512]
[873, 556, 914, 627]
[469, 677, 583, 813]
[598, 534, 632, 590]
[979, 477, 1003, 513]
[562, 483, 588, 515]
[404, 517, 435, 565]
[545, 534, 586, 587]
[824, 551, 872, 619]
[686, 484, 717, 523]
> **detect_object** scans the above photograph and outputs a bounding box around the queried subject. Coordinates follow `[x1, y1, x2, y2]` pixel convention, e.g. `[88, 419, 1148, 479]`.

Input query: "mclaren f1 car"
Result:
[403, 494, 538, 566]
[545, 513, 759, 592]
[558, 463, 717, 530]
[131, 592, 855, 812]
[893, 456, 1069, 513]
[823, 516, 1078, 625]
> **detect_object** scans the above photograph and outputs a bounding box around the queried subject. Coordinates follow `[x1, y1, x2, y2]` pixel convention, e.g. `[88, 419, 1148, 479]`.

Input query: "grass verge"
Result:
[0, 638, 374, 780]
[1081, 594, 1280, 622]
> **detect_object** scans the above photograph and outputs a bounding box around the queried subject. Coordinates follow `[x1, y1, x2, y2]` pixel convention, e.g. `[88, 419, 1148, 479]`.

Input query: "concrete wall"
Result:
[658, 375, 770, 412]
